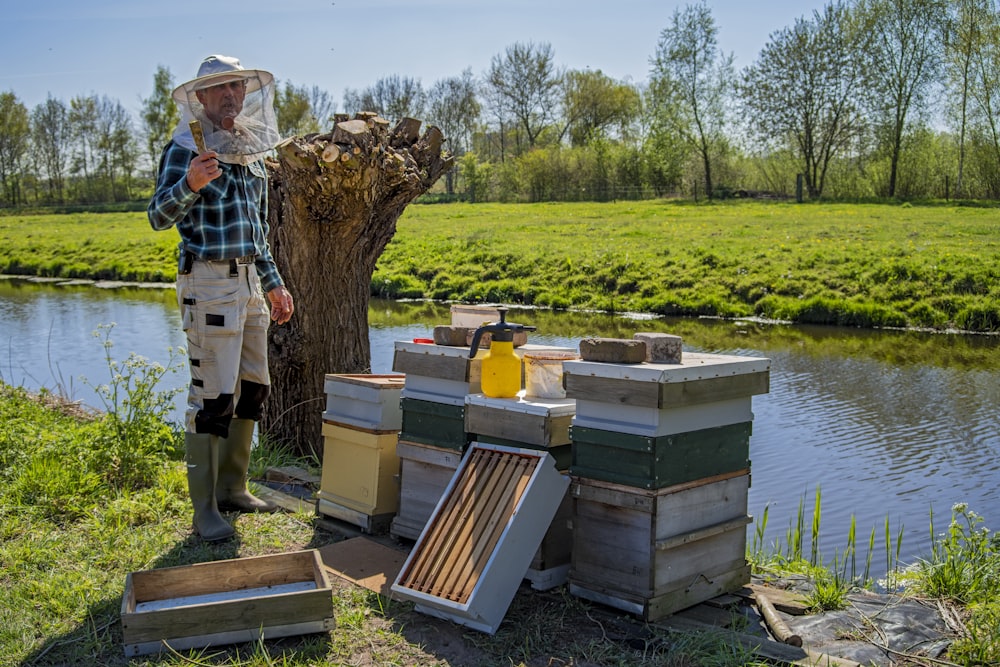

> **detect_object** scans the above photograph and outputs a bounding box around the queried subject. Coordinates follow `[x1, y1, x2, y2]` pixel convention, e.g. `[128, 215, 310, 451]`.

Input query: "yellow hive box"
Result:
[317, 421, 400, 525]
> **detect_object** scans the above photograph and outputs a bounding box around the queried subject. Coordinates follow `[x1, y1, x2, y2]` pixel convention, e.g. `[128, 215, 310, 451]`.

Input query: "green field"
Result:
[2, 200, 998, 331]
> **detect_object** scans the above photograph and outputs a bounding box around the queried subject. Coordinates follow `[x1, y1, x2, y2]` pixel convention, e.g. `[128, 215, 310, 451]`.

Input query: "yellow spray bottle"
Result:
[468, 308, 537, 398]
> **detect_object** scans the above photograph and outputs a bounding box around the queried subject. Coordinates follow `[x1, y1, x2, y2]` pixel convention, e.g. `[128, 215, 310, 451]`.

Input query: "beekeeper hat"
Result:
[172, 55, 274, 103]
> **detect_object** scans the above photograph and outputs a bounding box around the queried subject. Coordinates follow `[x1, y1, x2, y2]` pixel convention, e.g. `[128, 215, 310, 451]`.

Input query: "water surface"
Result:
[2, 278, 997, 576]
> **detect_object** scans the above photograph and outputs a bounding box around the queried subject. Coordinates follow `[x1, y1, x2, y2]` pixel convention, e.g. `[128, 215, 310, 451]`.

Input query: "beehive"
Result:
[316, 420, 400, 532]
[569, 471, 751, 621]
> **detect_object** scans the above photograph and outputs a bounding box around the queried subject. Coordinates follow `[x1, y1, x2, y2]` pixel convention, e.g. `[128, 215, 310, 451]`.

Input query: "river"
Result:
[2, 277, 998, 578]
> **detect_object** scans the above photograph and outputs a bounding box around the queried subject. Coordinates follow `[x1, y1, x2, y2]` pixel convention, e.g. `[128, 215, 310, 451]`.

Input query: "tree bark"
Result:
[261, 115, 454, 456]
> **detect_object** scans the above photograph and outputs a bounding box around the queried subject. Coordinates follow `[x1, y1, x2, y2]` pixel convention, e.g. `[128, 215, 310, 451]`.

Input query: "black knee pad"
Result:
[195, 393, 235, 437]
[235, 380, 270, 421]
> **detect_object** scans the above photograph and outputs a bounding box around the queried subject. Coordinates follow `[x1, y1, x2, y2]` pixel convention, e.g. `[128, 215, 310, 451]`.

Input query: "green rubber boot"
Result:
[184, 433, 235, 542]
[216, 418, 278, 513]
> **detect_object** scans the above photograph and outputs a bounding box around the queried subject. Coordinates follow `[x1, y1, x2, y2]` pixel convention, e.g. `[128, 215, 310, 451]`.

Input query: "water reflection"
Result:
[2, 279, 998, 575]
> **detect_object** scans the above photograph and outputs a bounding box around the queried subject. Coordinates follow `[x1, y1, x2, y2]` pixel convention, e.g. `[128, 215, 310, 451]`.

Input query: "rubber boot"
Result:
[185, 433, 235, 542]
[216, 418, 277, 513]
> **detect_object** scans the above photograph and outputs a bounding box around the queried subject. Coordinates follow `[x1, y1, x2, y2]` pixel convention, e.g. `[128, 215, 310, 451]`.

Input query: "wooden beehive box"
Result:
[568, 471, 751, 621]
[393, 340, 483, 400]
[570, 421, 752, 490]
[391, 443, 570, 634]
[464, 393, 575, 448]
[316, 420, 400, 532]
[399, 395, 470, 451]
[390, 440, 464, 541]
[121, 550, 334, 657]
[323, 373, 405, 431]
[564, 353, 769, 437]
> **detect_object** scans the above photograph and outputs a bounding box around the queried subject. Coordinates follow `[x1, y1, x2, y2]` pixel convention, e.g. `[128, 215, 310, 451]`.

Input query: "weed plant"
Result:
[749, 493, 999, 666]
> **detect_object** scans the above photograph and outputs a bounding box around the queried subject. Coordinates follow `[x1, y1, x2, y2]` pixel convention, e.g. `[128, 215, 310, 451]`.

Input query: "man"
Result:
[148, 55, 293, 541]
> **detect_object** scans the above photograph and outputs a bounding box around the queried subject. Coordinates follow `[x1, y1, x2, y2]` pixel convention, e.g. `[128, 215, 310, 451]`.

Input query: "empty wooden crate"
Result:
[121, 550, 334, 657]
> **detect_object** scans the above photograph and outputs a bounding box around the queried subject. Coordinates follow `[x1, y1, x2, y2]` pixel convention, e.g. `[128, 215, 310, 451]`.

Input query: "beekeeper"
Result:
[147, 54, 294, 542]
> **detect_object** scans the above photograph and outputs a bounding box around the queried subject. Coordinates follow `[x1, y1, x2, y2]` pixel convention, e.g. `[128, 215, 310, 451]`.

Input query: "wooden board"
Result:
[318, 537, 407, 597]
[391, 440, 464, 541]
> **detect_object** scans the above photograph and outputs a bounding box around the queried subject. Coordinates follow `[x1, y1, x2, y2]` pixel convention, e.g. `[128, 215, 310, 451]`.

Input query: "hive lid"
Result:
[562, 352, 770, 384]
[465, 392, 576, 417]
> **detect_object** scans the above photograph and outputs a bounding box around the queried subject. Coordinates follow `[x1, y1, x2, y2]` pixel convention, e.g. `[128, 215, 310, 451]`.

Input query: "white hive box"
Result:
[323, 374, 405, 431]
[563, 353, 770, 437]
[393, 340, 483, 401]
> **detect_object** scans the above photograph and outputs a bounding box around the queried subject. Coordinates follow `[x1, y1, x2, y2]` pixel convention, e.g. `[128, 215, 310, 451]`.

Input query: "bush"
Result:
[955, 305, 1000, 332]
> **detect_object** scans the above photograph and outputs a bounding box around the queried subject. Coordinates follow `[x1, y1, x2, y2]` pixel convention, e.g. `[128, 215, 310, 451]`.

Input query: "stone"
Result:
[433, 325, 470, 346]
[578, 338, 647, 364]
[633, 332, 683, 364]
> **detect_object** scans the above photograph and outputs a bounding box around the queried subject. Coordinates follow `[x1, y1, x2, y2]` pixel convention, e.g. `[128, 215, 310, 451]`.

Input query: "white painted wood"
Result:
[572, 396, 753, 437]
[135, 582, 316, 613]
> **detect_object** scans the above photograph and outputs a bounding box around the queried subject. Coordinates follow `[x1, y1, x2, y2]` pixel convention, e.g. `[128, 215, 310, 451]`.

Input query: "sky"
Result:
[2, 0, 830, 116]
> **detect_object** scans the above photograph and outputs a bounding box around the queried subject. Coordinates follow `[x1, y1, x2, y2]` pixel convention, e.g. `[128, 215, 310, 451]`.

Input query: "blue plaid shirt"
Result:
[147, 140, 284, 293]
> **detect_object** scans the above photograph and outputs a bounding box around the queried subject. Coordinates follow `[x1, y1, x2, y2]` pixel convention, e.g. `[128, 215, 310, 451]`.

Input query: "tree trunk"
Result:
[261, 114, 453, 457]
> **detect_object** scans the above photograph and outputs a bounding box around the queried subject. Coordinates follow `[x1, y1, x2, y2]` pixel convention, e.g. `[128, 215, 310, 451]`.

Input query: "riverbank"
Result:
[2, 382, 987, 667]
[1, 200, 998, 331]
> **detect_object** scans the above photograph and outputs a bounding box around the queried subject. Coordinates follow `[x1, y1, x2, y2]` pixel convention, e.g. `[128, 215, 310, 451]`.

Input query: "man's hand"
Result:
[186, 151, 222, 192]
[267, 286, 294, 325]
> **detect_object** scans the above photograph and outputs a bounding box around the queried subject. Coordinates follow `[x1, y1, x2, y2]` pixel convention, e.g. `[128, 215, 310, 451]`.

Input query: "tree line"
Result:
[3, 0, 1000, 208]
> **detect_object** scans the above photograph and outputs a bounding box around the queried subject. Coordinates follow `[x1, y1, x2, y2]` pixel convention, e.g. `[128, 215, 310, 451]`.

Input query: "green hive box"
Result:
[399, 396, 470, 451]
[570, 421, 752, 490]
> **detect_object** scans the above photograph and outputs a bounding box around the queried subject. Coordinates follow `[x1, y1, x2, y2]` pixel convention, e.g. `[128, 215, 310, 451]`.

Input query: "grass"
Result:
[0, 331, 770, 667]
[2, 199, 999, 331]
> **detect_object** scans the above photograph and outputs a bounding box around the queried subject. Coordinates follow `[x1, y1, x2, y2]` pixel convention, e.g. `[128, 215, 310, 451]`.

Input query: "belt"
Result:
[204, 254, 257, 277]
[207, 254, 257, 265]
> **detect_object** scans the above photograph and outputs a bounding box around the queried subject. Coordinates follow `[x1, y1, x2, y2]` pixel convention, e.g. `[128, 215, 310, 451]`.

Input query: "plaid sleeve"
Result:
[147, 142, 199, 231]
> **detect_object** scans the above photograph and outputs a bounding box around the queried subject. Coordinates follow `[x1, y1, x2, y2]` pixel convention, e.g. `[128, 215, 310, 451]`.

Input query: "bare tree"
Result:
[31, 96, 70, 203]
[343, 75, 426, 120]
[944, 0, 995, 197]
[739, 2, 864, 198]
[427, 69, 481, 156]
[969, 6, 1000, 194]
[649, 1, 734, 199]
[94, 96, 137, 201]
[855, 0, 947, 197]
[484, 41, 563, 154]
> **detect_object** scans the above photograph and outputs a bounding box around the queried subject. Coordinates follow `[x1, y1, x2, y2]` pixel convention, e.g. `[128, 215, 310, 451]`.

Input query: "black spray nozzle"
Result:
[468, 308, 537, 358]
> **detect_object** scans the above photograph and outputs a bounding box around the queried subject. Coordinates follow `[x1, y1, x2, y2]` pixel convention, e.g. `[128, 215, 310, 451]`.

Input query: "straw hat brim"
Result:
[172, 69, 274, 103]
